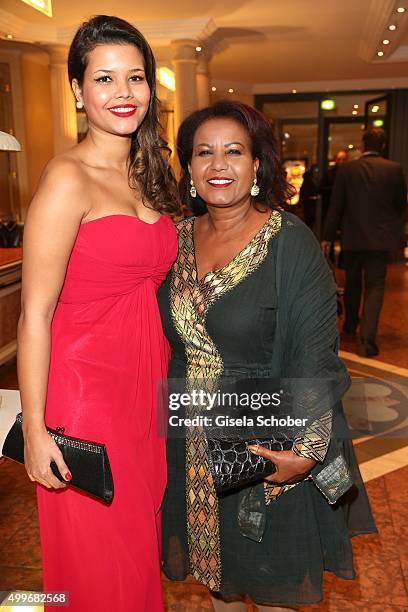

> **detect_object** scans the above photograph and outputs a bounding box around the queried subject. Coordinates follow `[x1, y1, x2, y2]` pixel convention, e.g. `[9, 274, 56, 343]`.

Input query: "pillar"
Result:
[45, 45, 77, 155]
[171, 39, 198, 132]
[196, 51, 211, 109]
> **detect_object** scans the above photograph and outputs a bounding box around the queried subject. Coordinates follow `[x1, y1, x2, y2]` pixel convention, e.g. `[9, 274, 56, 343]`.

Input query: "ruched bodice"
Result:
[37, 213, 178, 612]
[59, 214, 175, 304]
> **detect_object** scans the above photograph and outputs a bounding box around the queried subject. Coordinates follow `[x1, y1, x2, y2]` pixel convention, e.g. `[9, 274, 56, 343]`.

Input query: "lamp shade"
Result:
[0, 132, 21, 152]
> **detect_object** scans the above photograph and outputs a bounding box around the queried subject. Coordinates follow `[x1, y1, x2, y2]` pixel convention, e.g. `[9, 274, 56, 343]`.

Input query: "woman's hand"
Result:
[24, 426, 71, 489]
[248, 445, 316, 485]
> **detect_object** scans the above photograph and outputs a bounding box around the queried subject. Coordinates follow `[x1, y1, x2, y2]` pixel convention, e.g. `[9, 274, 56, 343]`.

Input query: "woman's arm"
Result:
[18, 157, 88, 489]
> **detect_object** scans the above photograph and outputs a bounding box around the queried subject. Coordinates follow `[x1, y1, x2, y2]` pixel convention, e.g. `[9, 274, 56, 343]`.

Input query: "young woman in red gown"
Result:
[17, 16, 179, 611]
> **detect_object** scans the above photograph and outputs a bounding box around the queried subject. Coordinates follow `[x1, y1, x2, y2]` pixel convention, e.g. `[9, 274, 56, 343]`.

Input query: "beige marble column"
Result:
[196, 51, 211, 109]
[45, 45, 77, 155]
[171, 39, 198, 132]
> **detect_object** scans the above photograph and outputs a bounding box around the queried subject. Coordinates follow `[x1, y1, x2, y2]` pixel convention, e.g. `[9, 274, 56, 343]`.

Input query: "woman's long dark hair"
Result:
[177, 100, 295, 215]
[68, 15, 181, 216]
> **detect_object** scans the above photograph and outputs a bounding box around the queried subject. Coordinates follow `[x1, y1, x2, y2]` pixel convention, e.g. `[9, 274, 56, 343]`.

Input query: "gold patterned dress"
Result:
[157, 210, 376, 605]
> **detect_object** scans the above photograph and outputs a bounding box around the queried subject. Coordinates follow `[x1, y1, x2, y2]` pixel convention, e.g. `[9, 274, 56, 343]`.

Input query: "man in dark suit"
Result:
[322, 128, 407, 357]
[319, 149, 348, 223]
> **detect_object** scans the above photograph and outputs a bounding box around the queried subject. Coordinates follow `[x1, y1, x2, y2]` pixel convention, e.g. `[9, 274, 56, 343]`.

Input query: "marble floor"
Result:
[1, 263, 407, 611]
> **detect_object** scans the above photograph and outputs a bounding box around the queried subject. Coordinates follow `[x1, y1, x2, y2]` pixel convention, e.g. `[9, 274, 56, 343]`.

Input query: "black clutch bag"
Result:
[206, 435, 295, 493]
[3, 413, 114, 504]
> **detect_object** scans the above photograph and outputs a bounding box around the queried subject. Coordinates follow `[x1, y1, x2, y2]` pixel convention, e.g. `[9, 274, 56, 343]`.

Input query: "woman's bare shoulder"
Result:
[28, 153, 91, 224]
[40, 151, 88, 188]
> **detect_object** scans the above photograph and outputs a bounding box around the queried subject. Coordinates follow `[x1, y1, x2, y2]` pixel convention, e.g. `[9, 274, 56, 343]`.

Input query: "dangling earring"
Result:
[250, 176, 260, 197]
[190, 179, 197, 198]
[76, 100, 84, 110]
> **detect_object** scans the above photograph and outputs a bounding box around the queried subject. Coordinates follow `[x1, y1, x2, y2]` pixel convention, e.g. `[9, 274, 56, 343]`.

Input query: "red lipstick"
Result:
[207, 177, 235, 188]
[108, 104, 137, 118]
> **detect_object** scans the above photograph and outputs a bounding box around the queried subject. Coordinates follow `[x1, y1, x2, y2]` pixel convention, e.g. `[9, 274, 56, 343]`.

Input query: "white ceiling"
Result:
[1, 0, 408, 90]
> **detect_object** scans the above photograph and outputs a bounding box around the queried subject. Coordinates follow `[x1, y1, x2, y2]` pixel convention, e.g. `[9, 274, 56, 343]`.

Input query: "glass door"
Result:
[277, 118, 318, 206]
[364, 94, 389, 129]
[364, 94, 390, 156]
[315, 117, 365, 238]
[322, 116, 365, 166]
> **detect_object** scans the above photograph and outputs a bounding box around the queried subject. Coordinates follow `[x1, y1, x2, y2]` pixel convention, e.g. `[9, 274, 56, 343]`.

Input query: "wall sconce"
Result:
[0, 132, 21, 152]
[157, 67, 176, 92]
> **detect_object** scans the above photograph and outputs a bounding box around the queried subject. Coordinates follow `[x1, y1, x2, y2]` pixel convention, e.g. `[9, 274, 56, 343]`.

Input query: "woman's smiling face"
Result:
[188, 117, 259, 208]
[72, 43, 151, 137]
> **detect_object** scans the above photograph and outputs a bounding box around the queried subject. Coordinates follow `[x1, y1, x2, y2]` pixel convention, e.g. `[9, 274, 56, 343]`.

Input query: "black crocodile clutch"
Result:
[206, 435, 294, 493]
[3, 413, 114, 504]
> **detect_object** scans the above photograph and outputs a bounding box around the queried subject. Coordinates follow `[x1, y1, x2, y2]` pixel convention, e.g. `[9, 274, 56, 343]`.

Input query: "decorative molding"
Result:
[138, 18, 217, 45]
[209, 76, 408, 96]
[42, 43, 69, 64]
[0, 9, 27, 39]
[1, 7, 408, 98]
[211, 79, 253, 95]
[359, 0, 395, 62]
[253, 77, 408, 95]
[0, 9, 56, 43]
[0, 11, 217, 46]
[359, 0, 408, 63]
[387, 45, 408, 62]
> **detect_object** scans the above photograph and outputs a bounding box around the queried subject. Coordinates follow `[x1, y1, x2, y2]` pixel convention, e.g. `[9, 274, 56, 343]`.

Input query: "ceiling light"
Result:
[353, 104, 359, 109]
[371, 105, 380, 113]
[396, 7, 406, 13]
[377, 51, 384, 57]
[382, 39, 390, 45]
[6, 34, 13, 39]
[388, 24, 397, 30]
[20, 0, 52, 17]
[292, 89, 297, 93]
[348, 144, 354, 149]
[352, 110, 358, 115]
[211, 86, 217, 92]
[195, 46, 202, 52]
[228, 88, 234, 93]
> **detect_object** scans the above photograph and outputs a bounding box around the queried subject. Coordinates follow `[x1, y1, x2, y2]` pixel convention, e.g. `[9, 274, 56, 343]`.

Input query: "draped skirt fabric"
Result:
[163, 428, 376, 606]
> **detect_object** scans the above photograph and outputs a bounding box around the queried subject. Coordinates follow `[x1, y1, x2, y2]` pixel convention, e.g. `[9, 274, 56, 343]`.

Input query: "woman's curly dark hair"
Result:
[68, 15, 181, 216]
[177, 100, 295, 215]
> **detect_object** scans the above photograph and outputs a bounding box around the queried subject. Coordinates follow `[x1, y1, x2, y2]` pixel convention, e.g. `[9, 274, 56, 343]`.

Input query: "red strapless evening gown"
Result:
[35, 214, 177, 611]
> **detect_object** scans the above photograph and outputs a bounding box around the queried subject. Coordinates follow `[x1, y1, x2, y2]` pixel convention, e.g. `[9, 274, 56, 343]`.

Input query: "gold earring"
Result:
[76, 100, 84, 110]
[250, 177, 260, 197]
[190, 179, 197, 198]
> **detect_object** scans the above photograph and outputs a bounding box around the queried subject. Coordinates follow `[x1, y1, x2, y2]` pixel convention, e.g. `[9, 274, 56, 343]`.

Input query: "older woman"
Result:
[157, 101, 376, 611]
